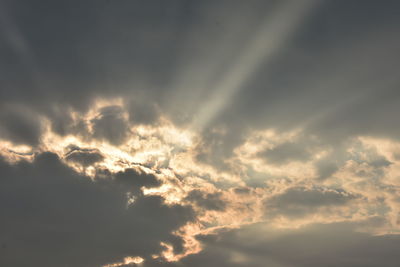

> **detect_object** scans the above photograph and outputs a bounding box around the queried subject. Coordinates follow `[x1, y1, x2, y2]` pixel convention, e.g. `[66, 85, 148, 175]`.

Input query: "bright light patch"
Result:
[103, 256, 144, 267]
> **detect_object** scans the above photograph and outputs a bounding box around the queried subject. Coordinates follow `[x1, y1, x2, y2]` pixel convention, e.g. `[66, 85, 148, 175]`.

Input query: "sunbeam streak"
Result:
[2, 1, 400, 266]
[191, 0, 319, 130]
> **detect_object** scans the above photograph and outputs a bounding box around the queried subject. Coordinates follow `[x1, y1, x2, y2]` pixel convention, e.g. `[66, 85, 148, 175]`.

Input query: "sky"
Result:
[1, 0, 400, 266]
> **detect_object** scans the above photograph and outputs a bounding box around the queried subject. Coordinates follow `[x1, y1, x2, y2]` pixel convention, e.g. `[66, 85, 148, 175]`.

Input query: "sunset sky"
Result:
[1, 1, 400, 266]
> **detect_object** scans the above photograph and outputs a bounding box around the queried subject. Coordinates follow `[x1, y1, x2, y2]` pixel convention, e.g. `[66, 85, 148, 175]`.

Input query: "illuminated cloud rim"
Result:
[1, 99, 400, 266]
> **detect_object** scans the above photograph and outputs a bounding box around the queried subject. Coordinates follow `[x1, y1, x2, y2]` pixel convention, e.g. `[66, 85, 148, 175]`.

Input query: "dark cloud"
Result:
[64, 146, 104, 167]
[185, 189, 226, 211]
[127, 98, 160, 125]
[0, 153, 194, 267]
[153, 220, 400, 267]
[91, 106, 130, 145]
[47, 105, 86, 137]
[233, 187, 251, 195]
[1, 0, 399, 152]
[315, 159, 338, 180]
[0, 0, 212, 111]
[258, 142, 311, 165]
[194, 124, 247, 171]
[207, 0, 400, 158]
[265, 186, 357, 218]
[136, 219, 400, 267]
[0, 105, 42, 146]
[115, 168, 162, 196]
[312, 143, 349, 180]
[1, 0, 400, 266]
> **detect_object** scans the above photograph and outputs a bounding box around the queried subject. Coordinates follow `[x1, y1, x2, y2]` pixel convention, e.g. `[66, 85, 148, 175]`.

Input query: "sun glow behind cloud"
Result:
[2, 97, 400, 266]
[1, 1, 400, 266]
[103, 256, 144, 267]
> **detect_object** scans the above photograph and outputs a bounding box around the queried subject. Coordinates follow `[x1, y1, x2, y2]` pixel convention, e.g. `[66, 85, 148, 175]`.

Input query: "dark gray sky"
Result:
[1, 1, 400, 266]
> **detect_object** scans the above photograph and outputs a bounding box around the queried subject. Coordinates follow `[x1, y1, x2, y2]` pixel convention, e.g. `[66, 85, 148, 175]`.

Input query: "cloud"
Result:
[115, 168, 162, 196]
[127, 98, 160, 125]
[1, 0, 399, 160]
[1, 0, 400, 266]
[91, 106, 130, 145]
[0, 152, 194, 267]
[315, 159, 339, 180]
[185, 189, 226, 211]
[265, 186, 358, 218]
[160, 220, 400, 267]
[0, 105, 42, 146]
[64, 146, 105, 167]
[258, 141, 311, 165]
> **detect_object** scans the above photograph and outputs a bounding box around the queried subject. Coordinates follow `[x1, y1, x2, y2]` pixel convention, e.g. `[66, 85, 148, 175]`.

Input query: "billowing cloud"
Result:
[1, 0, 400, 266]
[151, 220, 400, 267]
[0, 153, 194, 267]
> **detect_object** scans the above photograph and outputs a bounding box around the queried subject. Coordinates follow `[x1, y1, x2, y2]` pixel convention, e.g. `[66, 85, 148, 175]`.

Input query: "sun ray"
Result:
[191, 0, 319, 130]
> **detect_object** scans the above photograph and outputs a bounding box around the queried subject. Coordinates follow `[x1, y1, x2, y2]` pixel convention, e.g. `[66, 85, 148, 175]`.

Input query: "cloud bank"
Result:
[1, 0, 400, 266]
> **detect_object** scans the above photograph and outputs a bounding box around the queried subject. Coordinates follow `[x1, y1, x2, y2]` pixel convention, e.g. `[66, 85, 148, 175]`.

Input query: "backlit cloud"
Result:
[1, 0, 400, 266]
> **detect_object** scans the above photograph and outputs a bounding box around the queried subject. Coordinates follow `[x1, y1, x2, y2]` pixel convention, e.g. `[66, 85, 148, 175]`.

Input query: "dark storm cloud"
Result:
[0, 153, 194, 267]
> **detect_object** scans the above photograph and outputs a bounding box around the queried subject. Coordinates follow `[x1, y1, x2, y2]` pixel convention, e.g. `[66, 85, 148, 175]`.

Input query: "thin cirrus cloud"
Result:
[1, 0, 400, 267]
